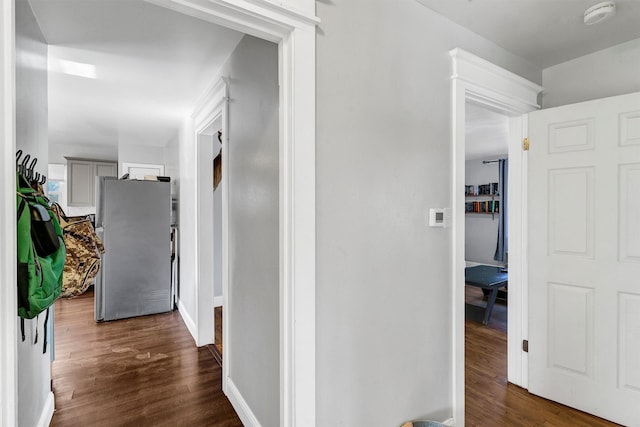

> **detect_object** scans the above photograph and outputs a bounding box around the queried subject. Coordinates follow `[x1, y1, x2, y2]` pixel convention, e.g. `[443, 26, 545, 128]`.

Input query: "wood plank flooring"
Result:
[207, 307, 223, 367]
[51, 291, 242, 427]
[215, 307, 223, 356]
[465, 286, 620, 426]
[50, 287, 620, 426]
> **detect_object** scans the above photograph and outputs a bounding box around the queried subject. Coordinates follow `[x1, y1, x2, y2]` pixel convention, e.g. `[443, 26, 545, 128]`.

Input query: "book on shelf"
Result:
[465, 182, 500, 197]
[464, 200, 499, 214]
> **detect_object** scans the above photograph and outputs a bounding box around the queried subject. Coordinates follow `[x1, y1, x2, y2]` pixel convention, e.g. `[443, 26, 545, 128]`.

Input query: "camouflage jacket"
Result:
[51, 204, 105, 298]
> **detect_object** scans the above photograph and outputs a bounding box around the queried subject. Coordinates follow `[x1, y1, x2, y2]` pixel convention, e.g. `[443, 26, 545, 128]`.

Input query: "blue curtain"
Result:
[494, 159, 508, 264]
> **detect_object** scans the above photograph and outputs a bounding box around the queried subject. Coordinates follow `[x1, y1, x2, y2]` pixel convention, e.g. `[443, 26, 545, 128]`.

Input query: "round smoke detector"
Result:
[584, 1, 616, 25]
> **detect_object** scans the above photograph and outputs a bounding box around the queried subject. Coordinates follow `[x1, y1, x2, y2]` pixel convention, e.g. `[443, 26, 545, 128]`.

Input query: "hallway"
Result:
[51, 291, 242, 426]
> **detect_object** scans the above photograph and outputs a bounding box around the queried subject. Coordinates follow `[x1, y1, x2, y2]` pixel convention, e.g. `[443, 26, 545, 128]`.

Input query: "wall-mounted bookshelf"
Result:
[465, 182, 499, 219]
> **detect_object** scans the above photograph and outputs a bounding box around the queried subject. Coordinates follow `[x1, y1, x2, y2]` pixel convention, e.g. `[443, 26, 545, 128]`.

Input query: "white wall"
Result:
[16, 0, 47, 168]
[315, 0, 541, 425]
[118, 141, 165, 175]
[543, 37, 640, 108]
[49, 142, 117, 164]
[15, 0, 53, 425]
[223, 35, 280, 427]
[178, 116, 197, 318]
[465, 158, 505, 266]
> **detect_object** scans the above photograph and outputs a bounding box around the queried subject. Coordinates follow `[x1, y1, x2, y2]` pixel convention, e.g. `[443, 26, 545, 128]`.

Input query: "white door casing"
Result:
[192, 77, 226, 349]
[528, 91, 640, 426]
[0, 0, 17, 425]
[121, 162, 164, 180]
[450, 48, 542, 425]
[1, 1, 318, 426]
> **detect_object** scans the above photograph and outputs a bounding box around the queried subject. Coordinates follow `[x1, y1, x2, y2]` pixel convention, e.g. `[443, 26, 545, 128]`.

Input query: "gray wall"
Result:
[118, 142, 166, 176]
[223, 35, 279, 427]
[15, 0, 51, 426]
[465, 158, 505, 266]
[315, 0, 541, 425]
[543, 37, 640, 108]
[49, 142, 117, 164]
[16, 0, 47, 165]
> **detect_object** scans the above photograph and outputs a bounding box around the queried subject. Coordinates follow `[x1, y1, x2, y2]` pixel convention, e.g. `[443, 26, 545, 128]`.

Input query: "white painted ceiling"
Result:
[415, 0, 640, 68]
[465, 102, 508, 160]
[28, 0, 243, 148]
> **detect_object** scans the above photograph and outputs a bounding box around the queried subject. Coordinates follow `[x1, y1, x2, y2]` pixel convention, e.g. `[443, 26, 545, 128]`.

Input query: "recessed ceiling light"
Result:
[584, 1, 616, 25]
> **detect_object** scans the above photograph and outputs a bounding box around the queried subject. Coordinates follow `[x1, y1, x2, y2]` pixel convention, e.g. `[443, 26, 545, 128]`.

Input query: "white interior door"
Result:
[528, 91, 640, 426]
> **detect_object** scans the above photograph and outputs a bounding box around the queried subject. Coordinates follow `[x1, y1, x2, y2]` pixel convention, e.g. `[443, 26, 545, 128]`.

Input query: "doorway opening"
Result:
[449, 48, 542, 425]
[195, 114, 225, 365]
[213, 128, 224, 361]
[463, 101, 509, 332]
[463, 101, 511, 423]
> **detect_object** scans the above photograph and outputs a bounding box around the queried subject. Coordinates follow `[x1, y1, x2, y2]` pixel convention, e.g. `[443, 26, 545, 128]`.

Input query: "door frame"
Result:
[0, 0, 16, 425]
[449, 48, 542, 425]
[192, 77, 227, 352]
[0, 1, 318, 426]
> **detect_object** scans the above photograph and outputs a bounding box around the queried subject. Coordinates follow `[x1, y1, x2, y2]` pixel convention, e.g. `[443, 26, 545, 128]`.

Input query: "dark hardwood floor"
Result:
[465, 286, 620, 426]
[215, 307, 222, 355]
[51, 291, 242, 427]
[50, 287, 619, 426]
[207, 307, 223, 367]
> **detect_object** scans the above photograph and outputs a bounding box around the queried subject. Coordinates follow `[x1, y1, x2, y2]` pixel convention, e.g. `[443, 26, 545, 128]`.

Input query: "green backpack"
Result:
[16, 173, 65, 352]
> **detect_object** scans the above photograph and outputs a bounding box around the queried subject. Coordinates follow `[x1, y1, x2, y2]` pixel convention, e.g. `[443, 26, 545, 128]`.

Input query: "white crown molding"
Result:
[241, 0, 320, 26]
[450, 48, 542, 113]
[145, 0, 317, 43]
[192, 73, 228, 121]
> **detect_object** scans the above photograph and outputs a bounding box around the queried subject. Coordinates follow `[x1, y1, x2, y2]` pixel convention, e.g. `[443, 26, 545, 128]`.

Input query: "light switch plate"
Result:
[427, 207, 451, 228]
[429, 208, 445, 227]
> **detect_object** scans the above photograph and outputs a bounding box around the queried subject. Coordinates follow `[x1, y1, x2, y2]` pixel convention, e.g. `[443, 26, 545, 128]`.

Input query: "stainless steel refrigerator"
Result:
[94, 177, 172, 321]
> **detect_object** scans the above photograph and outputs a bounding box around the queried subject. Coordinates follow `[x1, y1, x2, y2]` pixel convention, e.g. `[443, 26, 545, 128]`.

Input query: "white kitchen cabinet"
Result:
[66, 158, 117, 207]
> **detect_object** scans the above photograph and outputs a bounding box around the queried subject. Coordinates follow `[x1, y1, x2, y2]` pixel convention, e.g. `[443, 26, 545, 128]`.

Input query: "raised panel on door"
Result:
[618, 292, 640, 393]
[67, 160, 94, 207]
[620, 111, 640, 146]
[547, 167, 594, 258]
[547, 282, 594, 377]
[619, 164, 640, 263]
[528, 91, 640, 426]
[95, 162, 117, 177]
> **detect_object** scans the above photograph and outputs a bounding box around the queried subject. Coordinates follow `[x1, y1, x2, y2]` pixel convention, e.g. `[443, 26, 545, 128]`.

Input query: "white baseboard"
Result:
[214, 296, 224, 308]
[36, 391, 55, 427]
[442, 417, 455, 426]
[226, 377, 261, 427]
[177, 299, 197, 344]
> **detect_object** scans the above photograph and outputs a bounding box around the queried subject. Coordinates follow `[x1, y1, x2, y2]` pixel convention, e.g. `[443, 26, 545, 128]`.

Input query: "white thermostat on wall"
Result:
[428, 208, 450, 228]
